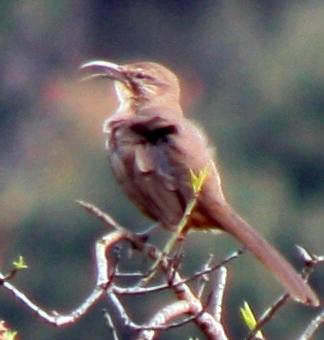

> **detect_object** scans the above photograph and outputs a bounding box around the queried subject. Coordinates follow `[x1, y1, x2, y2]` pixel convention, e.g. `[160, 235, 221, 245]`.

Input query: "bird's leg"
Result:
[138, 219, 189, 287]
[139, 169, 206, 286]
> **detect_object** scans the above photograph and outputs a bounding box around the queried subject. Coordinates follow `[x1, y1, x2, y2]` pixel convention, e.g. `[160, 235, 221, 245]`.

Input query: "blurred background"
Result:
[0, 1, 323, 339]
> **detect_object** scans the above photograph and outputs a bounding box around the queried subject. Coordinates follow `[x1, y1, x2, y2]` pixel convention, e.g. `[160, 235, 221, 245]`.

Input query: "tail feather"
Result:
[208, 205, 319, 306]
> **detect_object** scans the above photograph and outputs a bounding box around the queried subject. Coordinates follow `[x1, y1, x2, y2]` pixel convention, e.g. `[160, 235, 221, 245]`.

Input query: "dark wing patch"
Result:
[131, 116, 178, 144]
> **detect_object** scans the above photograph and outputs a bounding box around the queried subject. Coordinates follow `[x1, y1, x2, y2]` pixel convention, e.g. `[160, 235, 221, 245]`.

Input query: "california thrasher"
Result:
[81, 60, 319, 306]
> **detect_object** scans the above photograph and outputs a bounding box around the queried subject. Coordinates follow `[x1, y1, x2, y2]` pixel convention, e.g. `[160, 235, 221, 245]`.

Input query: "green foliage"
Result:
[13, 256, 28, 270]
[240, 301, 264, 339]
[0, 320, 18, 340]
[3, 330, 18, 340]
[190, 166, 209, 196]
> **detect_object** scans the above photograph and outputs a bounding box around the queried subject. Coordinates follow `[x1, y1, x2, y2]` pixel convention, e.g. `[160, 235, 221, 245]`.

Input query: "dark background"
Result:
[0, 1, 323, 339]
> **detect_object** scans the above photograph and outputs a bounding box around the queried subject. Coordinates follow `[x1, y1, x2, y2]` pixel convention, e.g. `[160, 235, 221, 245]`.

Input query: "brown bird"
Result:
[81, 60, 319, 306]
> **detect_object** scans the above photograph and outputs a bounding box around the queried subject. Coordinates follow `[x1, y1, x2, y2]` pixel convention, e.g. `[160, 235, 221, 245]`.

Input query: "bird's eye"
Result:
[135, 72, 146, 79]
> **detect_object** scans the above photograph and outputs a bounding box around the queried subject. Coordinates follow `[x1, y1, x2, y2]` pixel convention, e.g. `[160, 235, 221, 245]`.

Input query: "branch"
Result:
[79, 201, 229, 339]
[297, 307, 324, 340]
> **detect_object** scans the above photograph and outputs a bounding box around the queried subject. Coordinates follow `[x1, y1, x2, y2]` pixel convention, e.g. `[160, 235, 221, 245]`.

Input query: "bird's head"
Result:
[80, 60, 180, 106]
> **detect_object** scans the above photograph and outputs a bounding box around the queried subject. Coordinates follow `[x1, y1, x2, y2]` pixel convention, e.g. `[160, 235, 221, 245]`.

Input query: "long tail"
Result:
[206, 203, 319, 306]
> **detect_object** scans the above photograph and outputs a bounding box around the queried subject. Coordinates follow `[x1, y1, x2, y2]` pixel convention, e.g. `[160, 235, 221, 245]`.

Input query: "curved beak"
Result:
[80, 60, 127, 82]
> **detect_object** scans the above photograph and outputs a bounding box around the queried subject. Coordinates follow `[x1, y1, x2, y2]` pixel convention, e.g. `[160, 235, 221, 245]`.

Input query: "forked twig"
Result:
[1, 201, 229, 339]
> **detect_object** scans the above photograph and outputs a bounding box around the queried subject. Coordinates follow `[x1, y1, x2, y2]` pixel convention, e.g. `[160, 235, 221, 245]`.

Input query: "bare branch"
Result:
[135, 300, 191, 340]
[80, 201, 229, 339]
[103, 310, 120, 340]
[210, 267, 228, 322]
[297, 307, 324, 340]
[197, 255, 214, 298]
[0, 269, 106, 326]
[6, 200, 314, 339]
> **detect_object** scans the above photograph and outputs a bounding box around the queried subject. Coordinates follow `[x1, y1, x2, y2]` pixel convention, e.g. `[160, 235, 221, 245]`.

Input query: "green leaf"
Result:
[13, 256, 28, 270]
[190, 166, 209, 195]
[3, 330, 18, 340]
[240, 301, 264, 339]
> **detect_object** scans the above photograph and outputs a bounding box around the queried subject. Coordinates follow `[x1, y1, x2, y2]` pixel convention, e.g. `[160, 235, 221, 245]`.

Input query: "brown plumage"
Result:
[81, 60, 319, 306]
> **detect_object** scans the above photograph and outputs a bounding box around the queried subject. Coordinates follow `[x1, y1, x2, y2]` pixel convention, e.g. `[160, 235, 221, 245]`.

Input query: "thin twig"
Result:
[103, 309, 120, 340]
[297, 307, 324, 340]
[0, 269, 106, 326]
[111, 248, 243, 297]
[1, 201, 230, 339]
[198, 255, 215, 298]
[210, 267, 227, 322]
[245, 294, 290, 340]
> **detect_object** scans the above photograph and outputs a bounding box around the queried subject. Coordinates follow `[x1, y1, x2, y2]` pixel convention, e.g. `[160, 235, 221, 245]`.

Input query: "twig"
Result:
[0, 268, 106, 326]
[245, 293, 289, 340]
[245, 246, 323, 340]
[80, 201, 228, 339]
[210, 267, 227, 322]
[103, 309, 120, 340]
[197, 255, 214, 298]
[297, 307, 324, 340]
[1, 201, 230, 339]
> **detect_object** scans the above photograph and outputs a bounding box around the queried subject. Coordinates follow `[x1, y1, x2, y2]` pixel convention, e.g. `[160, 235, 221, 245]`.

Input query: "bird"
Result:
[80, 60, 319, 306]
